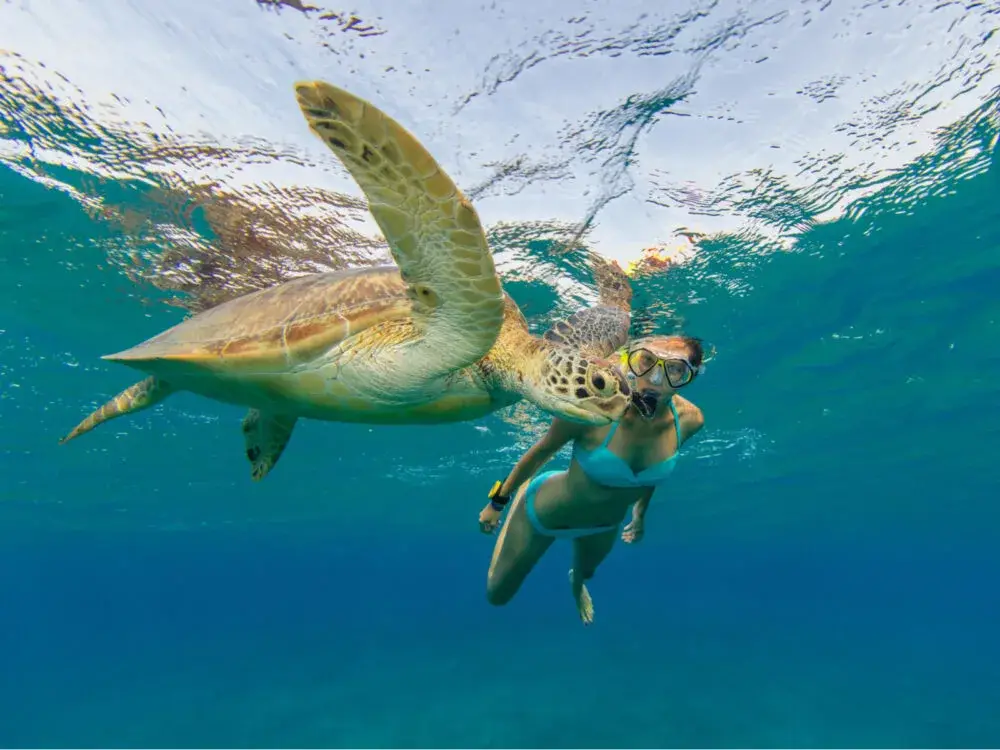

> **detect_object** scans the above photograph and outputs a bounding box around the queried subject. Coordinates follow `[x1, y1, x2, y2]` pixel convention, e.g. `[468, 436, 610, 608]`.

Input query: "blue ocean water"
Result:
[2, 1, 1000, 747]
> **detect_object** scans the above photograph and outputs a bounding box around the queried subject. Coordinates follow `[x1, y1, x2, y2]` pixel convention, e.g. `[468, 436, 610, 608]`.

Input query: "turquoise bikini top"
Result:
[572, 398, 682, 489]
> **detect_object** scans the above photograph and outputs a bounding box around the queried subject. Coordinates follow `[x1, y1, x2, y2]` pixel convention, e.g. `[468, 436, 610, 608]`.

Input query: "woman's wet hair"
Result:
[631, 335, 705, 368]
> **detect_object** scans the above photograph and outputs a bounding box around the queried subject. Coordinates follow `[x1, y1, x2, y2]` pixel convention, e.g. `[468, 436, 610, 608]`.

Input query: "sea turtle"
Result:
[59, 80, 634, 481]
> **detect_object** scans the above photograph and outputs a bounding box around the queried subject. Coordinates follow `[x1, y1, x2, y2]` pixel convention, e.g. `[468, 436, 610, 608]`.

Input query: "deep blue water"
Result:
[3, 2, 1000, 747]
[4, 529, 1000, 746]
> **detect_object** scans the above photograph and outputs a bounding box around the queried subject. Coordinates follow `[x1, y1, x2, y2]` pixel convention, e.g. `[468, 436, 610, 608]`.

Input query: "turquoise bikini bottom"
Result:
[521, 470, 623, 539]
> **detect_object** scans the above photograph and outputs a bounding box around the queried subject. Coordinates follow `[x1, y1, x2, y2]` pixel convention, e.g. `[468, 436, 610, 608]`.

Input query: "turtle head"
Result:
[522, 343, 632, 425]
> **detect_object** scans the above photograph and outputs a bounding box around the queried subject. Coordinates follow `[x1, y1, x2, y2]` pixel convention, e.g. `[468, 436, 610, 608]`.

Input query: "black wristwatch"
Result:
[487, 478, 510, 512]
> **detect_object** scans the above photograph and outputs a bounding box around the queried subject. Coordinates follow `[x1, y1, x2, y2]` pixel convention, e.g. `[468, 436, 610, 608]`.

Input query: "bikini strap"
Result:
[600, 420, 620, 448]
[669, 397, 682, 446]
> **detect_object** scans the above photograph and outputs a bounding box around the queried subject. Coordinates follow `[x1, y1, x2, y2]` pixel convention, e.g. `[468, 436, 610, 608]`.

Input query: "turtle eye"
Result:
[589, 369, 614, 396]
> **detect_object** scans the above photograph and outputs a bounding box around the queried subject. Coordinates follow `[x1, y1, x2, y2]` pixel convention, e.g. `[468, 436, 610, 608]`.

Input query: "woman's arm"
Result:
[624, 399, 705, 544]
[479, 418, 585, 533]
[632, 487, 655, 519]
[494, 418, 584, 500]
[622, 487, 654, 544]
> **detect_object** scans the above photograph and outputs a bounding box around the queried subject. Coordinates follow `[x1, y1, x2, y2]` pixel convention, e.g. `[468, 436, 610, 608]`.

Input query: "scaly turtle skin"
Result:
[60, 80, 634, 481]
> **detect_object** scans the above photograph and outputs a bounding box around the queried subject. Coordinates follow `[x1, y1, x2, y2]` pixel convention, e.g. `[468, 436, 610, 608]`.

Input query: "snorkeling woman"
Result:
[478, 335, 706, 624]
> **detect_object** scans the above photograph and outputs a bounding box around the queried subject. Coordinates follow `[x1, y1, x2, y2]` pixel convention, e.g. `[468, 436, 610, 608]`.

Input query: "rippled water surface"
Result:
[1, 0, 999, 747]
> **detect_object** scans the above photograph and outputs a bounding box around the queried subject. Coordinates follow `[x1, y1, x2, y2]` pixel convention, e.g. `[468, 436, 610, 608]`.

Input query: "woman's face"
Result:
[625, 337, 699, 416]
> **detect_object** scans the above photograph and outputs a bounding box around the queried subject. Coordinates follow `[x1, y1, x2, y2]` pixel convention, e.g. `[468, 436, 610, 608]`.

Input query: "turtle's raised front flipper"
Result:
[543, 305, 630, 360]
[242, 409, 297, 482]
[59, 376, 174, 445]
[543, 256, 633, 360]
[294, 80, 505, 381]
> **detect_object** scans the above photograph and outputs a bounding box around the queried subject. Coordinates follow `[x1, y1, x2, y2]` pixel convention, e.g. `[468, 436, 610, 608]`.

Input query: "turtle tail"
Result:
[59, 376, 175, 445]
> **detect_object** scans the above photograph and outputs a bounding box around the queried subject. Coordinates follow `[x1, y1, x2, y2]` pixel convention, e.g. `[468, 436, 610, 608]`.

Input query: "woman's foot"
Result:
[569, 568, 595, 625]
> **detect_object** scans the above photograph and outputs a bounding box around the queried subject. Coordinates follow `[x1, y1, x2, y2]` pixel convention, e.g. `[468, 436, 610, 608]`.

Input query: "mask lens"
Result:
[627, 349, 658, 377]
[664, 359, 695, 388]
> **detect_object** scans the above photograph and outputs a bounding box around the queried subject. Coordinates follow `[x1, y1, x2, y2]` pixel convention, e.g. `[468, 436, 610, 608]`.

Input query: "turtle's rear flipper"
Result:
[59, 376, 175, 445]
[242, 409, 297, 482]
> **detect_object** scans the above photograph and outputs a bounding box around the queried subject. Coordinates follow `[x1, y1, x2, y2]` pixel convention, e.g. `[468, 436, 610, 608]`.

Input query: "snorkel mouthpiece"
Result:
[632, 389, 659, 420]
[622, 350, 660, 419]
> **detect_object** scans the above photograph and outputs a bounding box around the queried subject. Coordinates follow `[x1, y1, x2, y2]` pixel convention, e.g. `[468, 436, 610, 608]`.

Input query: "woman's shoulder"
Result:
[672, 395, 705, 437]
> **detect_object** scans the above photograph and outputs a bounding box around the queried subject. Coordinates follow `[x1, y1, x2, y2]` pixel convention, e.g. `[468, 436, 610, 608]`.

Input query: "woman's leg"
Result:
[486, 475, 557, 606]
[569, 529, 619, 624]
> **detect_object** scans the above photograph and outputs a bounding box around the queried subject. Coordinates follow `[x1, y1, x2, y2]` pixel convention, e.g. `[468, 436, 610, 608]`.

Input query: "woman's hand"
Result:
[621, 512, 645, 544]
[479, 502, 503, 535]
[622, 491, 652, 544]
